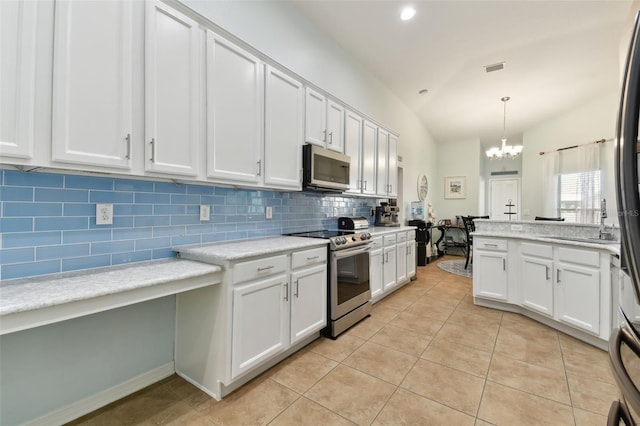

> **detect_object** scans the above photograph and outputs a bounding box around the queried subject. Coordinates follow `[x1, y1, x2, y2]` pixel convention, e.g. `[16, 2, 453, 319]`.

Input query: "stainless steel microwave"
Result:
[303, 144, 351, 192]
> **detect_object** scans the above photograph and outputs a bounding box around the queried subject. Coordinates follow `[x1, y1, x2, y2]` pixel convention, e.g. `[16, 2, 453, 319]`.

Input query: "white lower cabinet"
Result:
[370, 237, 384, 301]
[555, 261, 600, 334]
[396, 233, 407, 284]
[231, 273, 288, 379]
[176, 245, 327, 400]
[406, 239, 416, 279]
[519, 243, 554, 317]
[290, 263, 327, 345]
[382, 234, 397, 292]
[473, 238, 508, 301]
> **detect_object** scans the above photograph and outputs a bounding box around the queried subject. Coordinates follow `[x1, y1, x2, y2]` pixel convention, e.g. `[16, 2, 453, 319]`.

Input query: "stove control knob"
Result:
[361, 232, 371, 240]
[352, 236, 357, 242]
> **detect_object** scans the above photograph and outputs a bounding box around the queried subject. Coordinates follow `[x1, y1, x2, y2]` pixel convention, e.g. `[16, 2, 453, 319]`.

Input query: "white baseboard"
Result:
[24, 362, 175, 426]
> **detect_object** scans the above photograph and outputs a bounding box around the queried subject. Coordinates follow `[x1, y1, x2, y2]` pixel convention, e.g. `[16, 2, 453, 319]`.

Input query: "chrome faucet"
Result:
[600, 198, 614, 240]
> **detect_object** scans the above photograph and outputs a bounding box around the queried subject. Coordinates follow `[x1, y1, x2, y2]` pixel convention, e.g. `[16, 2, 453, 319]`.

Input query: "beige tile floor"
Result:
[69, 257, 617, 426]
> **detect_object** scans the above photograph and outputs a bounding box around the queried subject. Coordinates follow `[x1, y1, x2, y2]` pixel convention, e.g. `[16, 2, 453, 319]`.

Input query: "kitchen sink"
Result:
[548, 236, 619, 245]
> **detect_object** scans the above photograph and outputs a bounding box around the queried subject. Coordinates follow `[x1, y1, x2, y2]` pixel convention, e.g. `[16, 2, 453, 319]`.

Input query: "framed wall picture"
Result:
[444, 176, 466, 199]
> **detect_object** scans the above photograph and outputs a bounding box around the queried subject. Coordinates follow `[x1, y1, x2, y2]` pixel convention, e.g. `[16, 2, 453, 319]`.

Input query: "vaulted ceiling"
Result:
[294, 1, 635, 147]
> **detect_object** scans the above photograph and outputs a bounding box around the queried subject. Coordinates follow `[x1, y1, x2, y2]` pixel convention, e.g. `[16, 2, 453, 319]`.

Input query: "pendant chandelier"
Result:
[485, 96, 523, 159]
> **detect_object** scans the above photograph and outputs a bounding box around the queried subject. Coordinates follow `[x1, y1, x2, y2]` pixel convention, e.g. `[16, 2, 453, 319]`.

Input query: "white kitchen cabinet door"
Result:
[396, 240, 407, 284]
[406, 241, 416, 279]
[361, 120, 377, 195]
[1, 0, 37, 160]
[376, 128, 389, 196]
[145, 1, 200, 177]
[264, 66, 303, 190]
[305, 87, 326, 146]
[207, 32, 262, 184]
[555, 262, 600, 334]
[520, 255, 554, 317]
[473, 250, 508, 301]
[290, 264, 327, 345]
[383, 245, 397, 292]
[370, 248, 384, 300]
[231, 274, 288, 379]
[387, 133, 398, 197]
[325, 99, 344, 152]
[51, 0, 133, 169]
[344, 110, 363, 194]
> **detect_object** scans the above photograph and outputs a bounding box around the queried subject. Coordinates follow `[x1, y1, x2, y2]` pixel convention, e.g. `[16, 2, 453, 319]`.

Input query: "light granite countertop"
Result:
[174, 236, 329, 265]
[0, 258, 221, 317]
[473, 231, 620, 255]
[368, 225, 417, 236]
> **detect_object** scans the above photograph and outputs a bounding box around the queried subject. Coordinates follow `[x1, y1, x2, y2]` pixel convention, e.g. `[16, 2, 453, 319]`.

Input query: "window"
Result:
[558, 170, 601, 223]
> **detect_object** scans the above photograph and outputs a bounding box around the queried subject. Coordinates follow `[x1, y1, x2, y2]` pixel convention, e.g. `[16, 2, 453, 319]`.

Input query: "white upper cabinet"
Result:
[326, 99, 344, 153]
[361, 120, 377, 195]
[51, 0, 133, 169]
[0, 0, 38, 160]
[305, 88, 344, 152]
[264, 65, 304, 190]
[305, 87, 326, 147]
[387, 133, 398, 197]
[206, 32, 263, 184]
[344, 110, 363, 194]
[376, 128, 389, 196]
[145, 1, 200, 177]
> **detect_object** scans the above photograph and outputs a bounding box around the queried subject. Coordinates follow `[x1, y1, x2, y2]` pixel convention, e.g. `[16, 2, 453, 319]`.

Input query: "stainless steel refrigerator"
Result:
[610, 10, 640, 425]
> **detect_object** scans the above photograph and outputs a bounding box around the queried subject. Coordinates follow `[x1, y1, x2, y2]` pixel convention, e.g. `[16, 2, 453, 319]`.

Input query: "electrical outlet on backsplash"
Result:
[0, 169, 379, 280]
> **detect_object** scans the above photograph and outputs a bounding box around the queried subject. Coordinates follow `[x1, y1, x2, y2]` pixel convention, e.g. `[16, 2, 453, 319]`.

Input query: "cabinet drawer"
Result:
[521, 242, 553, 258]
[233, 254, 288, 284]
[370, 236, 383, 250]
[383, 234, 397, 246]
[397, 232, 407, 243]
[557, 246, 599, 267]
[407, 230, 416, 241]
[474, 238, 507, 251]
[292, 247, 327, 269]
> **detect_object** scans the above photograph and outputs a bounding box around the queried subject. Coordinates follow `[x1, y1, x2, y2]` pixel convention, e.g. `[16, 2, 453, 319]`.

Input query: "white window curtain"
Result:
[576, 143, 601, 223]
[542, 151, 560, 217]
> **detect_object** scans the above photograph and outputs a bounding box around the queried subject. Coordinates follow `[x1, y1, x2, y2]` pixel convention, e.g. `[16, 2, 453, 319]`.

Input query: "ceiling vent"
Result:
[485, 62, 505, 73]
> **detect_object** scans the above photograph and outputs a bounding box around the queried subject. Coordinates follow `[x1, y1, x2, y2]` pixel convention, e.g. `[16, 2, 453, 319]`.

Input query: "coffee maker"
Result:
[374, 200, 400, 226]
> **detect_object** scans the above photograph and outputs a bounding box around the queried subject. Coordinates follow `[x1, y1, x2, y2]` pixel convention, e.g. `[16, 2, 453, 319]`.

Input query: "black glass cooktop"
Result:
[286, 230, 355, 239]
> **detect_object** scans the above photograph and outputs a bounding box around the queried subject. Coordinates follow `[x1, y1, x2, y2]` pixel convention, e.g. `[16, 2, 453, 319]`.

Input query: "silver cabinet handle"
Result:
[545, 266, 550, 280]
[328, 131, 333, 144]
[364, 180, 367, 190]
[149, 138, 156, 162]
[125, 134, 131, 159]
[257, 265, 274, 271]
[322, 129, 327, 142]
[284, 282, 288, 301]
[294, 280, 299, 297]
[306, 256, 319, 260]
[485, 243, 498, 248]
[557, 269, 561, 283]
[256, 160, 261, 176]
[502, 258, 506, 270]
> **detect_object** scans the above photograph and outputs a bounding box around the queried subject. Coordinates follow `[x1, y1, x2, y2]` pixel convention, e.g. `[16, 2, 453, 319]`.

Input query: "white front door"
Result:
[489, 178, 520, 220]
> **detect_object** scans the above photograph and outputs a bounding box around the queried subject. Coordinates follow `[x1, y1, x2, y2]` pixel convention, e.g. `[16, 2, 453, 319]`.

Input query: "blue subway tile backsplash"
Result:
[0, 170, 378, 280]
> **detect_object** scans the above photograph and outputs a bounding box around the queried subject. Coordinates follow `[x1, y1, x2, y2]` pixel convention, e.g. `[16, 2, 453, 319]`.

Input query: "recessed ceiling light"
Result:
[418, 89, 428, 95]
[400, 6, 416, 21]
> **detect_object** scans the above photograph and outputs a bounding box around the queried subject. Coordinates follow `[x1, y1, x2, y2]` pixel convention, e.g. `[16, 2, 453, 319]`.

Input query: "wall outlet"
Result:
[96, 203, 113, 225]
[511, 224, 523, 231]
[352, 207, 357, 216]
[199, 205, 210, 221]
[333, 207, 339, 217]
[265, 206, 273, 219]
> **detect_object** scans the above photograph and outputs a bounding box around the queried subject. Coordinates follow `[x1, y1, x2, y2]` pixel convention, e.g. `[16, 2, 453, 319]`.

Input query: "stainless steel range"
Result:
[287, 221, 373, 338]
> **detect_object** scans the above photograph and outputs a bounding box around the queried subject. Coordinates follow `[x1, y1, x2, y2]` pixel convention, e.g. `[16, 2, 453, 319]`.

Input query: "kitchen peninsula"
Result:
[471, 219, 619, 350]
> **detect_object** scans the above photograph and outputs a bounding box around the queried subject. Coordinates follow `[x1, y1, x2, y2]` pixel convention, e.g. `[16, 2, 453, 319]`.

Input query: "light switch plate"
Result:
[96, 203, 113, 225]
[200, 205, 210, 221]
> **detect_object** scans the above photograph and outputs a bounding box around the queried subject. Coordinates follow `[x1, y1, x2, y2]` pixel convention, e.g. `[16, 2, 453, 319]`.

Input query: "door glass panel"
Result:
[336, 252, 369, 305]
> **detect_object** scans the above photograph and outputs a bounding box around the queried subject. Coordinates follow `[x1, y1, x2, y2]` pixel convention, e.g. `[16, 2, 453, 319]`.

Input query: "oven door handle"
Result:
[332, 245, 371, 259]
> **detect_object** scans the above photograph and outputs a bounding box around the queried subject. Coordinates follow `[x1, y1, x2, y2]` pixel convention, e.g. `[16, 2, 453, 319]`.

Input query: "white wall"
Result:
[181, 0, 438, 223]
[435, 138, 482, 222]
[521, 90, 619, 222]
